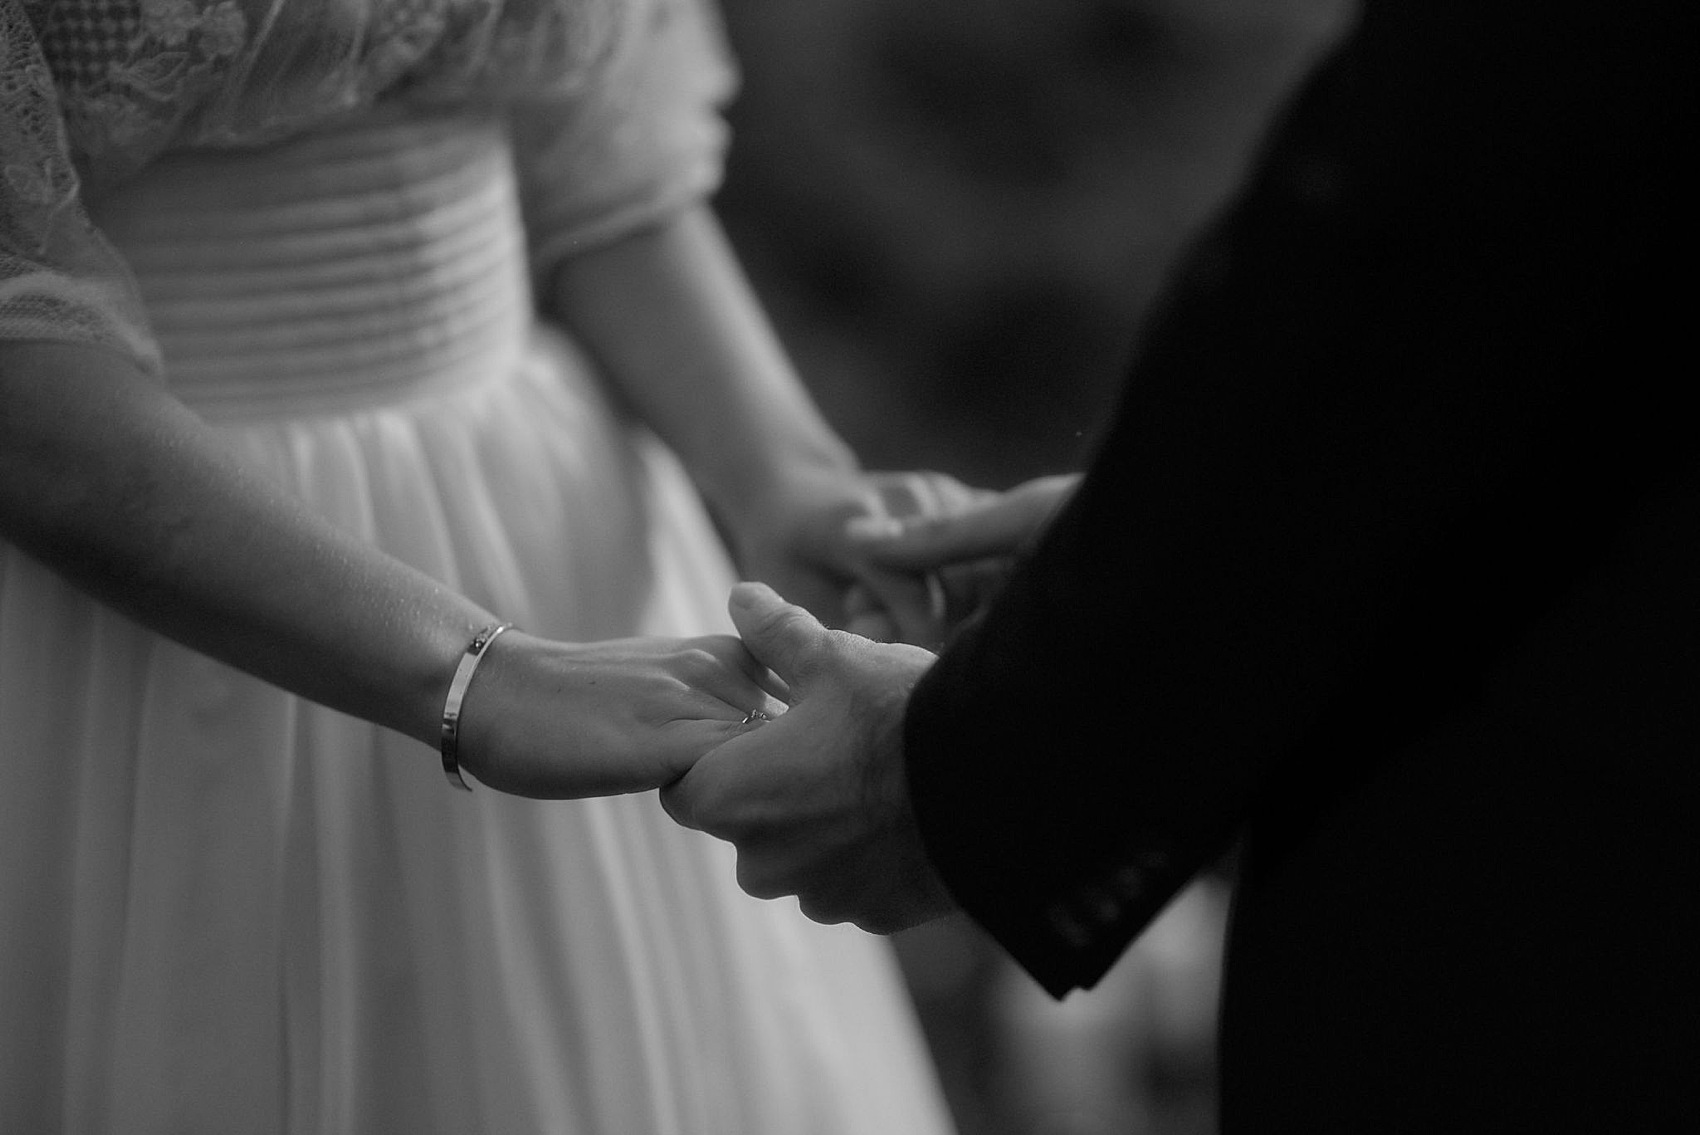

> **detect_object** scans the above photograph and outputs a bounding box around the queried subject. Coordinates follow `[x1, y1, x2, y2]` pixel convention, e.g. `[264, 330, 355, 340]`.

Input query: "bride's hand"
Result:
[724, 465, 990, 631]
[842, 473, 1082, 645]
[453, 631, 785, 798]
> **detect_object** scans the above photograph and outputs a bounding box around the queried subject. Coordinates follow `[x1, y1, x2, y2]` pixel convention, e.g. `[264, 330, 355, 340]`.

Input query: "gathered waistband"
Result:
[90, 112, 532, 421]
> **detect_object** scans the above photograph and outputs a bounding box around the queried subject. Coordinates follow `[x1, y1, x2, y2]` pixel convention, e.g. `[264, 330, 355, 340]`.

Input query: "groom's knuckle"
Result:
[735, 858, 787, 901]
[855, 910, 902, 936]
[797, 894, 849, 927]
[658, 785, 696, 830]
[707, 807, 753, 843]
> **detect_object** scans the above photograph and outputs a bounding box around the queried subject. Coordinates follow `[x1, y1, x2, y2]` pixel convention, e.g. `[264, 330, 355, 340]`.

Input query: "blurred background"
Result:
[711, 1, 1349, 1132]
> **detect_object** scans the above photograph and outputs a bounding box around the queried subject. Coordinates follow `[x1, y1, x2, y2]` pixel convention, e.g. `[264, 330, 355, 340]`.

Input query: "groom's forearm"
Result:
[903, 0, 1686, 995]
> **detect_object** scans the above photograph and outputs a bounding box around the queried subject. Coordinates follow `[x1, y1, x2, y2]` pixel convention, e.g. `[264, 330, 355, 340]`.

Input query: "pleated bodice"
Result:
[90, 112, 529, 420]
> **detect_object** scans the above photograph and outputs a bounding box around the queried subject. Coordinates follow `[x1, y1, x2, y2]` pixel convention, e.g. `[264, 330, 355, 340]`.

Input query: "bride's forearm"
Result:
[0, 340, 494, 748]
[542, 204, 858, 527]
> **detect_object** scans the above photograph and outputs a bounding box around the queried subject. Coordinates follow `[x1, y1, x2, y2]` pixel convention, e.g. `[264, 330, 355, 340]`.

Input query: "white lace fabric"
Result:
[0, 0, 735, 376]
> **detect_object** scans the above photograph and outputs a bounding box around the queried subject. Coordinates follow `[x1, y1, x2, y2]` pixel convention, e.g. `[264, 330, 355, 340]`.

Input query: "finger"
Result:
[845, 502, 1030, 568]
[658, 723, 782, 836]
[694, 634, 791, 711]
[845, 582, 900, 641]
[872, 472, 927, 519]
[673, 636, 785, 721]
[914, 471, 999, 516]
[657, 730, 746, 832]
[846, 474, 1078, 569]
[936, 557, 1015, 624]
[872, 470, 992, 520]
[846, 564, 946, 648]
[850, 559, 1008, 643]
[875, 471, 952, 520]
[636, 717, 745, 797]
[727, 582, 834, 686]
[754, 666, 792, 706]
[925, 570, 948, 625]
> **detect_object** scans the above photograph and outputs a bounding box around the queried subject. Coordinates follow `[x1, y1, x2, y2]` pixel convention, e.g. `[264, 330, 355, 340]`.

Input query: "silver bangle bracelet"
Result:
[440, 622, 515, 791]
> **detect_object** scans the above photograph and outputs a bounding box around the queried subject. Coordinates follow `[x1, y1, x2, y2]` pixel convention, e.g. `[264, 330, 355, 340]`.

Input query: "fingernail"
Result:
[846, 517, 903, 541]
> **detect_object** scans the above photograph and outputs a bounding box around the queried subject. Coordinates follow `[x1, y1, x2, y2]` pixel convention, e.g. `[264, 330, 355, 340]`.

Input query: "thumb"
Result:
[728, 582, 833, 688]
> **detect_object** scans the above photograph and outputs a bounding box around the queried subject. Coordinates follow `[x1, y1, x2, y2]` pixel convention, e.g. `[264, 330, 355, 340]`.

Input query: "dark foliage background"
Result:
[716, 0, 1346, 488]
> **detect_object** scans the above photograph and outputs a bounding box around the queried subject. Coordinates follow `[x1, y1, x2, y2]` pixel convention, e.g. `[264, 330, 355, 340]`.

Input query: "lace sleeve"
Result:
[508, 0, 738, 285]
[1, 0, 159, 374]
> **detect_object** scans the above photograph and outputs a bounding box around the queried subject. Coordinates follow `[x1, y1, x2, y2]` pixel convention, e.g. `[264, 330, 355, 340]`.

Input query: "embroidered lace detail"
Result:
[2, 0, 158, 368]
[18, 0, 639, 183]
[1, 0, 732, 375]
[34, 0, 250, 179]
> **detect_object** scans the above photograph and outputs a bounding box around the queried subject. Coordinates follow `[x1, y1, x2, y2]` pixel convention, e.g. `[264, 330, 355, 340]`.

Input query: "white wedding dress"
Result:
[0, 0, 955, 1131]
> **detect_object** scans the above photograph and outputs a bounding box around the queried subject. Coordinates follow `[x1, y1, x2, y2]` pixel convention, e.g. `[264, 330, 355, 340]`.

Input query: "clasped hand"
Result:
[661, 582, 952, 934]
[453, 631, 786, 799]
[456, 469, 1076, 933]
[841, 471, 1080, 647]
[657, 472, 1080, 933]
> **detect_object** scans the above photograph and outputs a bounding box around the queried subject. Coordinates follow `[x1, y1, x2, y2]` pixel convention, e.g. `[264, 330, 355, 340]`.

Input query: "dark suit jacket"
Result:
[903, 1, 1698, 1128]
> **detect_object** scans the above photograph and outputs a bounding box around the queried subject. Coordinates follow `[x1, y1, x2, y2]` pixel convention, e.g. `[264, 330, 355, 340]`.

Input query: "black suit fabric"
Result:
[903, 0, 1698, 1129]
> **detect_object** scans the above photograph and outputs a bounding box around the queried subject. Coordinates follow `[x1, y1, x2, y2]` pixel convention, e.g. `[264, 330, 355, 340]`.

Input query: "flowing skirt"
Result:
[0, 110, 953, 1135]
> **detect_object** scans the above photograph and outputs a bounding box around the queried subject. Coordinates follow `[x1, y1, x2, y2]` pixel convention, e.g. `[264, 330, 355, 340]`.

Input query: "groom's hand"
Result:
[660, 582, 957, 934]
[842, 473, 1081, 646]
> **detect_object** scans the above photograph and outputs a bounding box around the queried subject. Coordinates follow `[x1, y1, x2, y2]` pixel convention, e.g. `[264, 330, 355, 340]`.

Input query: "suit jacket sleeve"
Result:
[902, 0, 1696, 996]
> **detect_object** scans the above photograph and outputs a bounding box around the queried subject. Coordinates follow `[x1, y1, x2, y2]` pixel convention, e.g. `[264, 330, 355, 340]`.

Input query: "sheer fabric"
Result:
[0, 2, 956, 1132]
